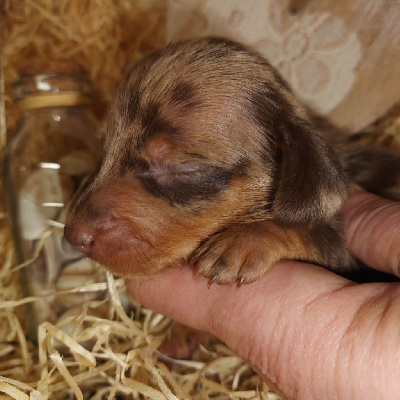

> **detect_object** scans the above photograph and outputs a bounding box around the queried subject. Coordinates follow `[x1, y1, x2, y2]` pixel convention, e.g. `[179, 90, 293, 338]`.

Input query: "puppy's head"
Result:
[64, 37, 348, 278]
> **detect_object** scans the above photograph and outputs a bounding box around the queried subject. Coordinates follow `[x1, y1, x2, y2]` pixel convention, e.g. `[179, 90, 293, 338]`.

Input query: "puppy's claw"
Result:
[207, 275, 218, 289]
[236, 276, 245, 289]
[192, 264, 199, 280]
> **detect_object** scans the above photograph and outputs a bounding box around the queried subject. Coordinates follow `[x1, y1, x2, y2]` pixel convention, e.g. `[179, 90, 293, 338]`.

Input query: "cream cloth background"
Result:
[166, 0, 400, 132]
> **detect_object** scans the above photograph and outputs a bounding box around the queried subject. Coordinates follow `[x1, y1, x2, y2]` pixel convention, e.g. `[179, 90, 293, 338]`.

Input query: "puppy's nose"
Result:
[64, 223, 95, 255]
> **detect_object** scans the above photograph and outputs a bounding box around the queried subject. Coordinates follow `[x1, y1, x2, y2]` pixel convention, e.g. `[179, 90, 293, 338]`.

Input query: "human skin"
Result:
[127, 188, 400, 400]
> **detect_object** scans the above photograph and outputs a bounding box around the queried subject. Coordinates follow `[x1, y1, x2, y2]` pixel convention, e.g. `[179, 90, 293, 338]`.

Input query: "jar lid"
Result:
[11, 72, 93, 110]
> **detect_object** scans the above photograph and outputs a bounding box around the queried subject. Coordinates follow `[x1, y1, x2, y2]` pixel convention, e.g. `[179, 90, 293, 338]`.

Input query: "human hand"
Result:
[127, 188, 400, 400]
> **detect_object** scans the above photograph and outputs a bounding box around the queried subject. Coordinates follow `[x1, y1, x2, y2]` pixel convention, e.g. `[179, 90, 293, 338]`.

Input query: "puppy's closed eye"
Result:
[123, 135, 247, 206]
[135, 159, 238, 206]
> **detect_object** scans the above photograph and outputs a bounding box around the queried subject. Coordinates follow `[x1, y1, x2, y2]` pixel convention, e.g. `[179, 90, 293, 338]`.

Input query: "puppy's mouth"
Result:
[64, 219, 160, 277]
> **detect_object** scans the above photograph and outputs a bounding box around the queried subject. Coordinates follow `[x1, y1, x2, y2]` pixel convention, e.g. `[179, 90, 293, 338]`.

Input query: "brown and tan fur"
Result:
[65, 37, 400, 285]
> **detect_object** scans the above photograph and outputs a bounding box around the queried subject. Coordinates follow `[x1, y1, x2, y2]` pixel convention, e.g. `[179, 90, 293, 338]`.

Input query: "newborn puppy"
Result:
[64, 37, 400, 285]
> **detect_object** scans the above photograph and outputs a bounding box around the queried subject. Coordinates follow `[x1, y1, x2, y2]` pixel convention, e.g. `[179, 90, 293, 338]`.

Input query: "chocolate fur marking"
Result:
[171, 82, 200, 110]
[65, 37, 400, 284]
[125, 85, 141, 124]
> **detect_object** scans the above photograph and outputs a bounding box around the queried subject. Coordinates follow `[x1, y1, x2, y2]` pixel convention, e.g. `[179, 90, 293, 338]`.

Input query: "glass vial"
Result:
[3, 72, 102, 341]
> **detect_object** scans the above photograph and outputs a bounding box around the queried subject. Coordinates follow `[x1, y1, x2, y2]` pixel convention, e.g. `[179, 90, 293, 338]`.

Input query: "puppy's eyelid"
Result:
[147, 160, 204, 177]
[137, 161, 237, 206]
[184, 151, 207, 160]
[173, 161, 204, 173]
[133, 160, 215, 186]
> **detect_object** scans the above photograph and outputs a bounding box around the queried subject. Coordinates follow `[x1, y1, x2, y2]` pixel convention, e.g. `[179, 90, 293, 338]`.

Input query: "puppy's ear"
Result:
[271, 121, 348, 227]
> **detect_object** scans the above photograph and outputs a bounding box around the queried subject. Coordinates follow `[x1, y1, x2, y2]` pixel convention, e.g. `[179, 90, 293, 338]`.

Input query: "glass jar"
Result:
[2, 73, 103, 341]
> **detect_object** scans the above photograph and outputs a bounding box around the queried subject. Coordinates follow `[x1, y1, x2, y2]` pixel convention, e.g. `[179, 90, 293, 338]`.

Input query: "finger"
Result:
[127, 262, 346, 343]
[342, 188, 400, 276]
[127, 262, 400, 399]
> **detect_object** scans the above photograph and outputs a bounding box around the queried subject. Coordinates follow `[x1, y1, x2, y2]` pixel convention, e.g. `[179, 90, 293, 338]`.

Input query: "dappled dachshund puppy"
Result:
[64, 37, 400, 285]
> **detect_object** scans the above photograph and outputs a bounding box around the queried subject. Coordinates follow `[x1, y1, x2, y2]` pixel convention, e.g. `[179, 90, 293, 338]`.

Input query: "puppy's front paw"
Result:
[191, 222, 287, 286]
[191, 219, 352, 286]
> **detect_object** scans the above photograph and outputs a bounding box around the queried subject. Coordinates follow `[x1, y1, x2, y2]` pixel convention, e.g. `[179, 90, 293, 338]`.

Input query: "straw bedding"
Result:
[0, 1, 281, 398]
[0, 1, 399, 399]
